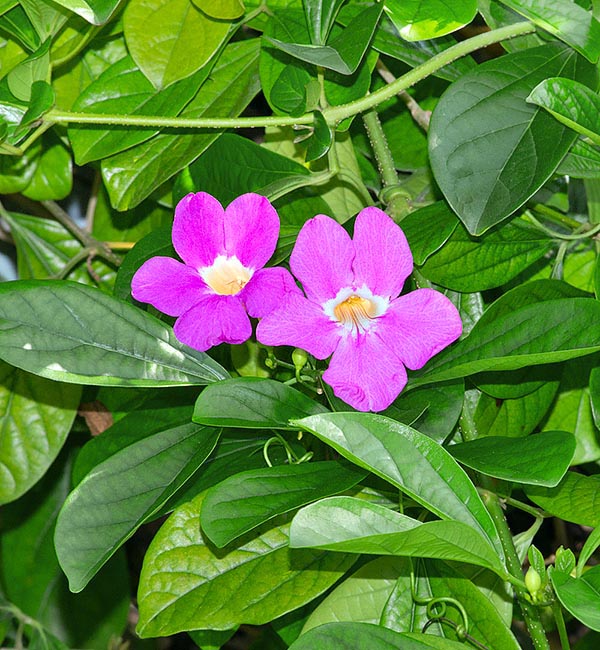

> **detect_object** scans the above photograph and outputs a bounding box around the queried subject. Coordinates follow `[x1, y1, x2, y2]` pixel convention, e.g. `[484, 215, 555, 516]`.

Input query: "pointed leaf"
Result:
[449, 431, 575, 486]
[0, 281, 229, 386]
[304, 0, 346, 44]
[136, 492, 355, 636]
[429, 43, 597, 234]
[291, 412, 501, 552]
[202, 461, 366, 547]
[551, 566, 600, 631]
[290, 497, 507, 578]
[193, 377, 328, 429]
[400, 201, 458, 266]
[384, 0, 477, 41]
[45, 0, 119, 24]
[55, 415, 220, 592]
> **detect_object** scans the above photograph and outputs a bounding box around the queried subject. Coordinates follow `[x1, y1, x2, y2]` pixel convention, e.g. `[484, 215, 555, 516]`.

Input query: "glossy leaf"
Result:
[527, 77, 600, 145]
[413, 297, 600, 386]
[449, 431, 575, 486]
[288, 622, 469, 649]
[384, 0, 476, 41]
[201, 461, 366, 547]
[0, 363, 80, 504]
[291, 412, 501, 552]
[290, 497, 507, 578]
[558, 139, 600, 178]
[193, 377, 328, 429]
[45, 0, 119, 24]
[193, 0, 244, 19]
[498, 0, 600, 62]
[136, 492, 355, 636]
[419, 221, 552, 291]
[526, 473, 600, 527]
[7, 39, 50, 102]
[20, 132, 72, 201]
[55, 415, 220, 592]
[577, 526, 600, 577]
[551, 566, 600, 631]
[399, 201, 458, 266]
[304, 0, 346, 44]
[123, 0, 232, 89]
[102, 39, 261, 210]
[305, 109, 332, 161]
[429, 43, 597, 234]
[0, 281, 229, 386]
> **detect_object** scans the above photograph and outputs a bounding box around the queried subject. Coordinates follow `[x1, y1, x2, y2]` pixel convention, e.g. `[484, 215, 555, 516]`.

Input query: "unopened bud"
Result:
[292, 348, 308, 372]
[525, 566, 542, 596]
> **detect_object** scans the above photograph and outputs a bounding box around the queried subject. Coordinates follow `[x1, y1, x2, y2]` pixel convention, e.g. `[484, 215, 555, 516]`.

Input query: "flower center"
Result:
[333, 294, 378, 332]
[200, 255, 252, 296]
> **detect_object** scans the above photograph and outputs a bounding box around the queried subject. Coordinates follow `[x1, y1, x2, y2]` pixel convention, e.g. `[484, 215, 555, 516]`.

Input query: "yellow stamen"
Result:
[333, 294, 377, 331]
[201, 256, 251, 296]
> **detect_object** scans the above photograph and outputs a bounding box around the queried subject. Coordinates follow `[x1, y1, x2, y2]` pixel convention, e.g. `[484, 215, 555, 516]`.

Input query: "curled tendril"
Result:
[262, 433, 313, 467]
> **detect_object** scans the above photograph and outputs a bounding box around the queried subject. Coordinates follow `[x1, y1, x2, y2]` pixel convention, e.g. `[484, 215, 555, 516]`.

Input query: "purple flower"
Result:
[257, 207, 463, 412]
[131, 192, 297, 351]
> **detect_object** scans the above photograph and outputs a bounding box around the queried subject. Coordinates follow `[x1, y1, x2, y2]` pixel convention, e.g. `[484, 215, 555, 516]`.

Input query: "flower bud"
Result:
[292, 348, 308, 372]
[525, 566, 542, 596]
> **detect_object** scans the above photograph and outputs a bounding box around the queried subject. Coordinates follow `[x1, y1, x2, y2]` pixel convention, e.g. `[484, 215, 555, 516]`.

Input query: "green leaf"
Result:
[0, 453, 130, 649]
[136, 492, 355, 636]
[305, 109, 332, 162]
[266, 3, 382, 75]
[44, 0, 119, 24]
[419, 221, 552, 291]
[303, 0, 346, 45]
[102, 39, 261, 210]
[7, 39, 50, 102]
[193, 377, 328, 429]
[271, 64, 318, 116]
[0, 363, 80, 504]
[577, 526, 600, 576]
[0, 280, 229, 386]
[551, 566, 600, 631]
[193, 0, 244, 19]
[202, 461, 366, 547]
[21, 132, 72, 201]
[180, 133, 311, 206]
[55, 415, 220, 592]
[20, 80, 54, 127]
[290, 497, 507, 578]
[429, 43, 597, 235]
[123, 0, 232, 89]
[413, 297, 600, 386]
[3, 211, 115, 289]
[291, 413, 501, 552]
[69, 56, 210, 164]
[525, 472, 600, 527]
[558, 139, 600, 178]
[527, 77, 600, 145]
[498, 0, 600, 62]
[449, 431, 575, 486]
[288, 622, 469, 650]
[383, 0, 477, 41]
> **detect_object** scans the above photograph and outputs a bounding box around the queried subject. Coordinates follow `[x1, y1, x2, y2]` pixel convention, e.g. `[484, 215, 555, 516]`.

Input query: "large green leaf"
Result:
[449, 431, 575, 486]
[399, 201, 458, 266]
[527, 77, 600, 146]
[412, 297, 600, 386]
[304, 0, 346, 44]
[45, 0, 119, 24]
[0, 454, 130, 648]
[193, 377, 328, 429]
[0, 363, 80, 504]
[123, 0, 232, 89]
[201, 461, 366, 547]
[291, 412, 501, 552]
[0, 281, 228, 386]
[288, 623, 469, 650]
[498, 0, 600, 62]
[429, 43, 597, 234]
[193, 0, 244, 19]
[69, 56, 209, 164]
[102, 39, 261, 209]
[419, 221, 552, 291]
[383, 0, 476, 41]
[551, 566, 600, 631]
[55, 413, 220, 592]
[525, 473, 600, 527]
[290, 497, 507, 578]
[136, 492, 355, 636]
[558, 139, 600, 178]
[20, 132, 72, 201]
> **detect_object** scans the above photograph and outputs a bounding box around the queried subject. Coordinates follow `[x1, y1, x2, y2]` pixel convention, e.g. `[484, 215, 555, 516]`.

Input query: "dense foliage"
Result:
[1, 1, 600, 649]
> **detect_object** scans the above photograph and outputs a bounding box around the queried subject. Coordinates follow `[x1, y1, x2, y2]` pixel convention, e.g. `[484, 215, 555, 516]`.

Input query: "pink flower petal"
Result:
[352, 207, 413, 298]
[323, 333, 408, 412]
[131, 257, 208, 316]
[224, 193, 280, 270]
[256, 293, 340, 359]
[290, 214, 354, 304]
[174, 294, 252, 351]
[242, 266, 302, 319]
[377, 289, 462, 370]
[172, 192, 225, 269]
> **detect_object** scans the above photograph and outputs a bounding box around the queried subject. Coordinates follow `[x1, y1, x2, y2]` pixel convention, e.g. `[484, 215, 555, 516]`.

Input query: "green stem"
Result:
[44, 22, 535, 131]
[552, 600, 571, 650]
[528, 203, 582, 230]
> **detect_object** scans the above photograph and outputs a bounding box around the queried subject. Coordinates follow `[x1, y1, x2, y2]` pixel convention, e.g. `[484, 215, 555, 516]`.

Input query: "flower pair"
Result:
[132, 192, 462, 411]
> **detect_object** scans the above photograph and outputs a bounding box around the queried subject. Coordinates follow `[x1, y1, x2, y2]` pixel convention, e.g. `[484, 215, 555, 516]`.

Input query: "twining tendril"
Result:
[263, 433, 313, 468]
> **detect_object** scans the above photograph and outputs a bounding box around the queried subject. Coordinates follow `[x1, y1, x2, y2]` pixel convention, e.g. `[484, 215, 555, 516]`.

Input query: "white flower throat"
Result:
[201, 255, 252, 295]
[324, 286, 388, 335]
